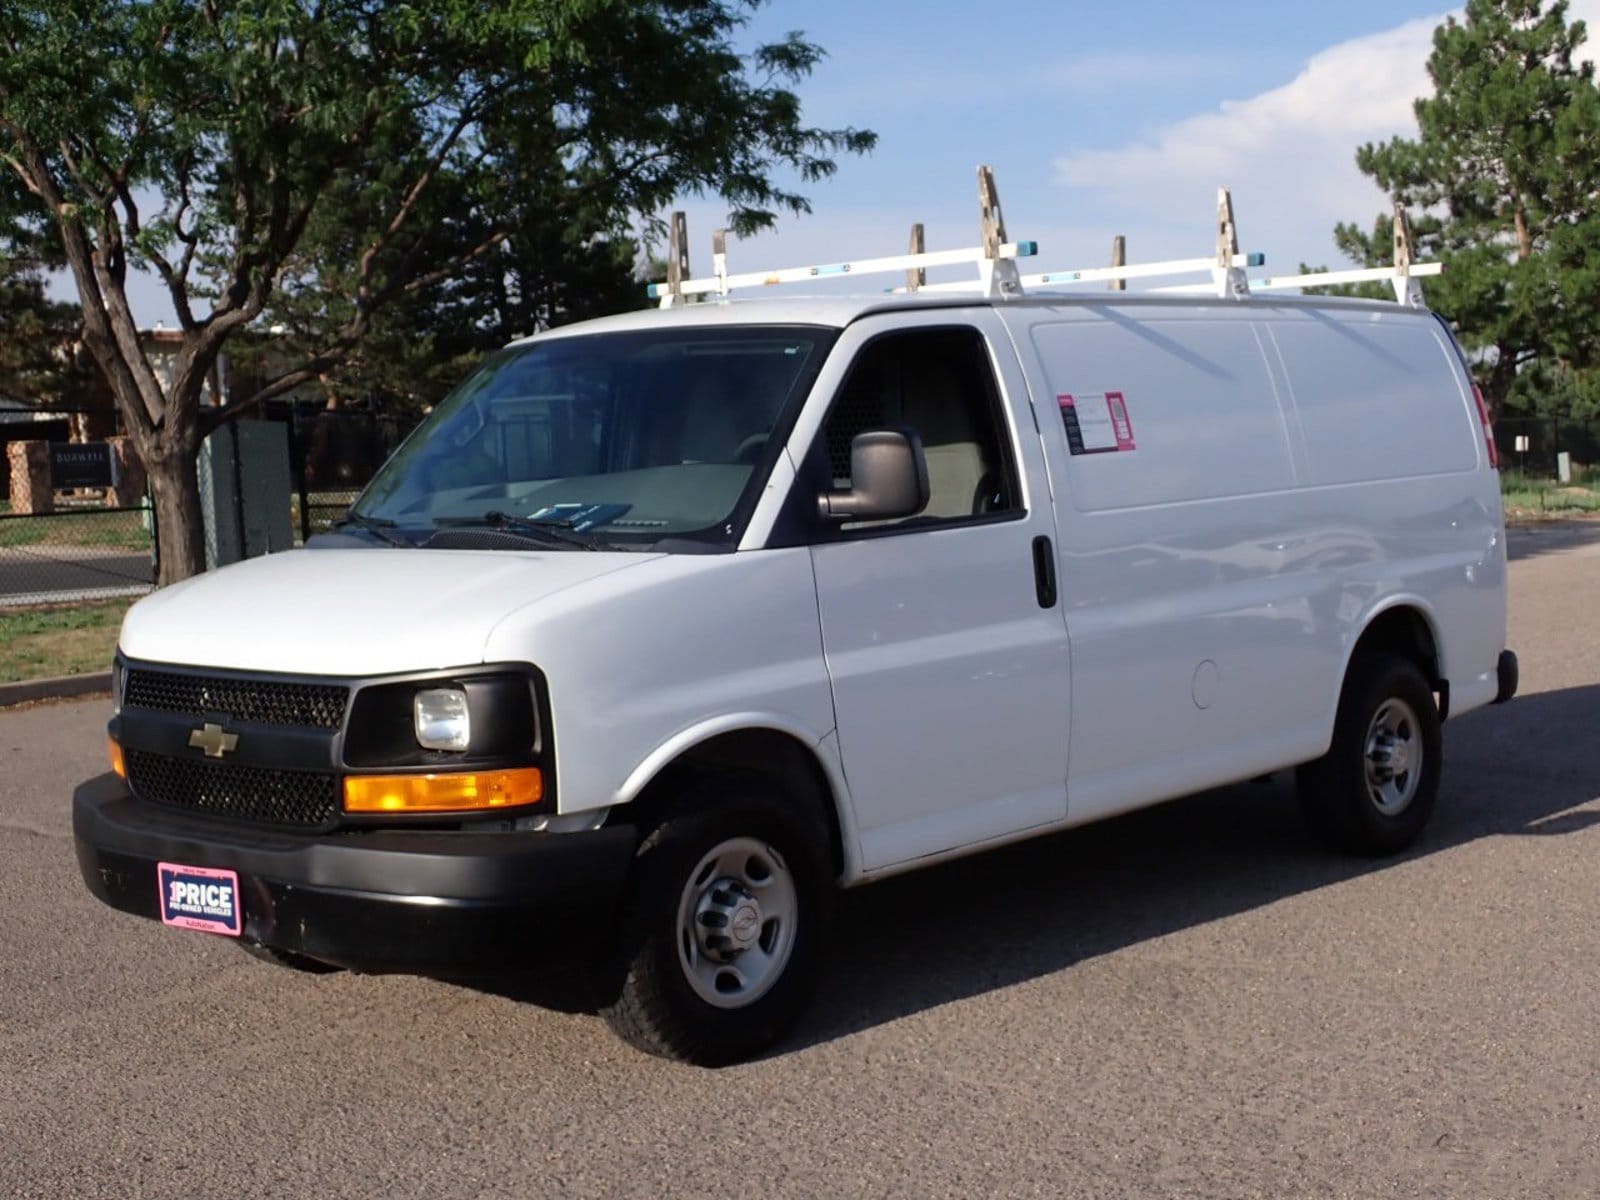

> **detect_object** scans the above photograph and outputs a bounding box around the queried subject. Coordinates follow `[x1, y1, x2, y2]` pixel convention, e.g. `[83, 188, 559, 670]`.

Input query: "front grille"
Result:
[125, 670, 348, 730]
[126, 749, 340, 828]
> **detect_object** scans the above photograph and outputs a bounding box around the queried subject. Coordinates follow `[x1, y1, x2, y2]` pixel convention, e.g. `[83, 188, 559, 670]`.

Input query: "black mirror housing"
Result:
[818, 428, 930, 522]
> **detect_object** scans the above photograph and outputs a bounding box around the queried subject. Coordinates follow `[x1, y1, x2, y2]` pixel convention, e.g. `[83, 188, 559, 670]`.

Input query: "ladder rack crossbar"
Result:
[1251, 262, 1443, 291]
[647, 241, 1038, 300]
[899, 251, 1267, 294]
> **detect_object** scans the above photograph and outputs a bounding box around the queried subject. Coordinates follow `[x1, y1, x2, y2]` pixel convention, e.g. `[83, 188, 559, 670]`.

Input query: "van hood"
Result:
[118, 546, 661, 676]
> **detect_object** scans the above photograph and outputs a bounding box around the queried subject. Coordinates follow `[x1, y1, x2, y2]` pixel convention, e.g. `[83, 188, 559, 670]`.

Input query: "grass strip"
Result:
[0, 599, 132, 684]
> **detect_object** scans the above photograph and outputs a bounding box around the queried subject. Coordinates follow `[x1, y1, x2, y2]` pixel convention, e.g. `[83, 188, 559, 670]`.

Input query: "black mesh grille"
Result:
[125, 670, 348, 729]
[125, 749, 340, 828]
[824, 377, 889, 484]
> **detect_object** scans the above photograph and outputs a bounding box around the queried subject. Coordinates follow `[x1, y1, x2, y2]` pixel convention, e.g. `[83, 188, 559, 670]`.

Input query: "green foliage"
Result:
[1506, 358, 1600, 418]
[1333, 0, 1600, 414]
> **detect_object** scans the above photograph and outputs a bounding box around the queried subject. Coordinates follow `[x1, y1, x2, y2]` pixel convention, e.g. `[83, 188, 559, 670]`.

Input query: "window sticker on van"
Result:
[1059, 392, 1136, 454]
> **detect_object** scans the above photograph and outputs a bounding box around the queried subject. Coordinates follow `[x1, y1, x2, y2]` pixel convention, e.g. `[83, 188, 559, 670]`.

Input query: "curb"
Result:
[0, 671, 112, 709]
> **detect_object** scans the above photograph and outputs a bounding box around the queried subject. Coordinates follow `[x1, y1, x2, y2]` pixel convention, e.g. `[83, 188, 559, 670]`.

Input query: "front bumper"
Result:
[73, 772, 636, 973]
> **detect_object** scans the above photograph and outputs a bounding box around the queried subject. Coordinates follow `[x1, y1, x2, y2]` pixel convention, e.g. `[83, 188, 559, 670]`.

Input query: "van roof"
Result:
[513, 290, 1435, 346]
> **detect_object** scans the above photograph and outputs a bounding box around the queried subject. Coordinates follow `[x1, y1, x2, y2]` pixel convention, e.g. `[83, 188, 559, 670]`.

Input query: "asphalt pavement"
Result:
[0, 543, 152, 607]
[2, 523, 1598, 1198]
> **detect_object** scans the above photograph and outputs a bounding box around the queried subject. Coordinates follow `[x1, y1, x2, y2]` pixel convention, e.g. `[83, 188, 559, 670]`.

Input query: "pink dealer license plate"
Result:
[157, 863, 242, 937]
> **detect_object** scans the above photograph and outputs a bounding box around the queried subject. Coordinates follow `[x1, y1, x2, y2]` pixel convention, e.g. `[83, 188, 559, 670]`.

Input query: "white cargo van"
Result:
[75, 283, 1517, 1064]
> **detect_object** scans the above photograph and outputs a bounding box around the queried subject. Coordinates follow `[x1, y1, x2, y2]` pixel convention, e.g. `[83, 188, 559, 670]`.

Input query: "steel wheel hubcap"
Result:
[1364, 697, 1422, 816]
[676, 836, 798, 1009]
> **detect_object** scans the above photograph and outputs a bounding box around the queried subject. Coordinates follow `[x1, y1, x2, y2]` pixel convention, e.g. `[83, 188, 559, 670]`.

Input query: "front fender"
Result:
[614, 715, 863, 883]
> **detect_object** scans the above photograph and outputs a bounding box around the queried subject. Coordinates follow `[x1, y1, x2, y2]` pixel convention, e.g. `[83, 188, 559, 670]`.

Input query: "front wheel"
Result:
[600, 786, 832, 1065]
[1298, 652, 1442, 855]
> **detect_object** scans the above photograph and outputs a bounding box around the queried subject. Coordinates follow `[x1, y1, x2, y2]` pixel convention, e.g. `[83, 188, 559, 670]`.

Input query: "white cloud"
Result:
[1053, 1, 1600, 269]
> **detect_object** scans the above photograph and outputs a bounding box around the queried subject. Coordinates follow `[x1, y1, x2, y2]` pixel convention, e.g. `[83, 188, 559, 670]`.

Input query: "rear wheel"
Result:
[1298, 652, 1442, 855]
[601, 783, 832, 1065]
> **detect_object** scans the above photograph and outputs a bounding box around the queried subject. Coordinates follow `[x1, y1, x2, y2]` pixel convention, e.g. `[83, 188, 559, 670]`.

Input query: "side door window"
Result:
[817, 327, 1021, 530]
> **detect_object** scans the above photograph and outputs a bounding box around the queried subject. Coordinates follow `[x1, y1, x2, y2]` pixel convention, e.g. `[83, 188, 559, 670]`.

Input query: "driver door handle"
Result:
[1032, 535, 1057, 609]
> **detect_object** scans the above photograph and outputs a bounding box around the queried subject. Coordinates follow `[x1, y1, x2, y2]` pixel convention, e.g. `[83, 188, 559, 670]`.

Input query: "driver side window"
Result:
[820, 327, 1019, 528]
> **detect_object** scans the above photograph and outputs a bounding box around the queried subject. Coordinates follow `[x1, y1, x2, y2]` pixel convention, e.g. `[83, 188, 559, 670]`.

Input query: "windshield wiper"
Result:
[331, 511, 408, 548]
[451, 510, 604, 551]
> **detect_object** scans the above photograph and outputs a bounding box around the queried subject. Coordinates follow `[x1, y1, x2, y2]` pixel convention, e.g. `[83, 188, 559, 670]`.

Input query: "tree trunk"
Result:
[1513, 207, 1533, 261]
[1484, 343, 1520, 421]
[147, 443, 207, 586]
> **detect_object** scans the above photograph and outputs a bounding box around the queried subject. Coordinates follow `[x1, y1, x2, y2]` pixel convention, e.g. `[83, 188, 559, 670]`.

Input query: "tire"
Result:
[236, 940, 344, 974]
[1298, 651, 1442, 856]
[600, 781, 833, 1066]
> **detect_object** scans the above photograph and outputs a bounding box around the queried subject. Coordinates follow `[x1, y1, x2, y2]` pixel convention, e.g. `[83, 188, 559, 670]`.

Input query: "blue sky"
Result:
[77, 0, 1600, 323]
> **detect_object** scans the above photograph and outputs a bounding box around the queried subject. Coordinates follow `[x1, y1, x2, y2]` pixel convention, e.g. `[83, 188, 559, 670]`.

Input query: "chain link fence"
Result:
[1495, 415, 1600, 516]
[0, 504, 156, 608]
[279, 404, 407, 542]
[0, 403, 156, 610]
[1494, 417, 1600, 479]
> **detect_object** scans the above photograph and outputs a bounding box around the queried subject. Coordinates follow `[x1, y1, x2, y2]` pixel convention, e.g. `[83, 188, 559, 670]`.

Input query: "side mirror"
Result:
[817, 428, 930, 522]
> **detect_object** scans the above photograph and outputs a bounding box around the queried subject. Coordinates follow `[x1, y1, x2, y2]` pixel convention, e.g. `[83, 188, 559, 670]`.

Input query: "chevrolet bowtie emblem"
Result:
[188, 722, 239, 758]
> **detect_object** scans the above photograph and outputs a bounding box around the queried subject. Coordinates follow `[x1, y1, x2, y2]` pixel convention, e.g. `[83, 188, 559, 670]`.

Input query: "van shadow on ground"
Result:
[460, 682, 1600, 1056]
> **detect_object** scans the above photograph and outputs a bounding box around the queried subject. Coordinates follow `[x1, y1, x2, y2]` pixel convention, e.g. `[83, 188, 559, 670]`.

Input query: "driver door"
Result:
[800, 311, 1071, 872]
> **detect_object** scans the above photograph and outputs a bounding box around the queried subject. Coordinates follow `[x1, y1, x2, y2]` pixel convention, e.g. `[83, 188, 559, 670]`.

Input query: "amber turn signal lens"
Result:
[108, 738, 126, 779]
[343, 767, 542, 813]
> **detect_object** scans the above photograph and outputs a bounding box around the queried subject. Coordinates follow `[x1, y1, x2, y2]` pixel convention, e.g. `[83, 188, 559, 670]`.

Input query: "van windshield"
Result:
[352, 326, 833, 551]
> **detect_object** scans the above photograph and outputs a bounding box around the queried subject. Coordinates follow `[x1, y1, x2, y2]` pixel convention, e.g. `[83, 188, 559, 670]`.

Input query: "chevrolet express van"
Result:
[75, 292, 1518, 1064]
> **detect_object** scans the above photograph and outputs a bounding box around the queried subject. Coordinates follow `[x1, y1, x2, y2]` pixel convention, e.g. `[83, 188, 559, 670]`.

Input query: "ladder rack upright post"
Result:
[977, 166, 1024, 300]
[712, 228, 730, 298]
[661, 211, 690, 309]
[1110, 236, 1126, 292]
[1391, 203, 1422, 306]
[906, 223, 925, 293]
[1212, 188, 1250, 299]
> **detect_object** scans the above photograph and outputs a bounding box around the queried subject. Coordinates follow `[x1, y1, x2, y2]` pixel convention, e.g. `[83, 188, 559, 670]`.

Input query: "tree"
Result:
[0, 1, 873, 582]
[244, 151, 652, 418]
[1332, 0, 1600, 415]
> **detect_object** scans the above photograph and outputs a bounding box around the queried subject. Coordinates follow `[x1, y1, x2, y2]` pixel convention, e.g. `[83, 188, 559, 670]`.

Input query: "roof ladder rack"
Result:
[647, 174, 1441, 309]
[646, 165, 1037, 307]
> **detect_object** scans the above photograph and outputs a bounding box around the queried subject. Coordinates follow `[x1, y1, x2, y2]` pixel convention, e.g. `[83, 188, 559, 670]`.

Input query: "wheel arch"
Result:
[1344, 598, 1446, 686]
[614, 716, 857, 882]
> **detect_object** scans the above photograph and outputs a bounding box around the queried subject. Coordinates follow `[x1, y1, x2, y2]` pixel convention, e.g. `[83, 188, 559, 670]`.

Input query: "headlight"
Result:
[414, 688, 471, 751]
[111, 658, 125, 714]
